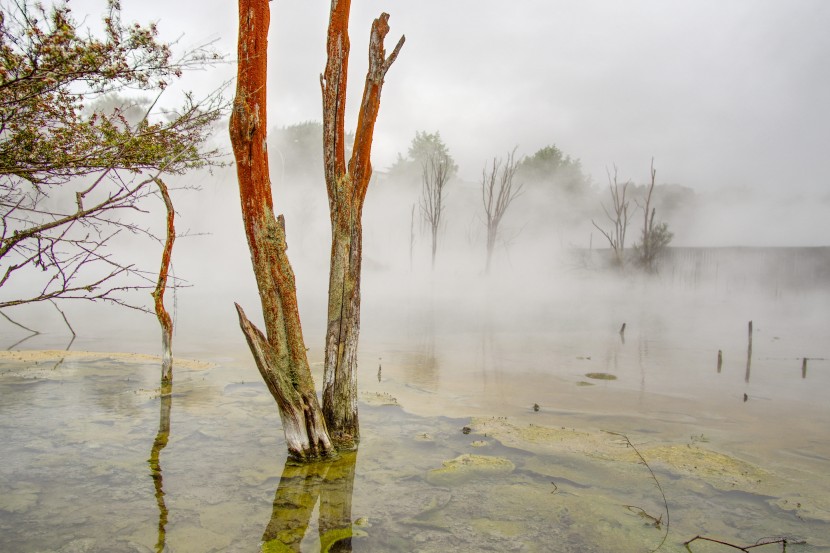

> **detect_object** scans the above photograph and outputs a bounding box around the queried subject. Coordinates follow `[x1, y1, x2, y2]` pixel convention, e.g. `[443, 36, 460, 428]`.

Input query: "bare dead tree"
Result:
[420, 152, 450, 269]
[633, 159, 673, 272]
[321, 3, 404, 448]
[230, 0, 334, 460]
[481, 147, 523, 274]
[151, 177, 175, 385]
[592, 165, 631, 267]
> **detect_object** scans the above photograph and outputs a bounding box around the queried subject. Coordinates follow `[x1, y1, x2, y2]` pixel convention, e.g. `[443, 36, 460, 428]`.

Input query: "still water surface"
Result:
[1, 275, 829, 552]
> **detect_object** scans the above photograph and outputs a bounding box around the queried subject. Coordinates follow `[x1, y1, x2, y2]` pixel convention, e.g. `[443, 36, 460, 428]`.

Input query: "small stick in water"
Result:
[717, 350, 723, 373]
[802, 357, 808, 379]
[745, 320, 753, 383]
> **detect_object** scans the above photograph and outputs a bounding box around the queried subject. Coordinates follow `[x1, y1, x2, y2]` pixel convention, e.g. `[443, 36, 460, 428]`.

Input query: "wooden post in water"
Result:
[802, 357, 808, 379]
[717, 349, 723, 373]
[745, 321, 753, 383]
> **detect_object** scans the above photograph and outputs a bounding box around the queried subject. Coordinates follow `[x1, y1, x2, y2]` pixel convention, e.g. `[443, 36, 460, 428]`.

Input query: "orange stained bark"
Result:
[151, 176, 174, 385]
[230, 0, 273, 246]
[229, 0, 333, 460]
[349, 13, 403, 206]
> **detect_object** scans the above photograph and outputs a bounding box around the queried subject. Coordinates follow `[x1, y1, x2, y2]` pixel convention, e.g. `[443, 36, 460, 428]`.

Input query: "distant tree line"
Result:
[263, 121, 685, 274]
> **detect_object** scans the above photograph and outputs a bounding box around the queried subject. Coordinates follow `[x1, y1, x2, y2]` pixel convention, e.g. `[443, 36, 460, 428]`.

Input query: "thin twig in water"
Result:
[604, 430, 670, 552]
[624, 505, 662, 528]
[684, 535, 805, 551]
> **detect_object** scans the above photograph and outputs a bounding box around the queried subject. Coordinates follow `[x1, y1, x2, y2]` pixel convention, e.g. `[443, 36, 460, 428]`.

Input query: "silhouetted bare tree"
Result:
[481, 148, 523, 274]
[592, 166, 631, 267]
[420, 152, 450, 269]
[633, 159, 673, 272]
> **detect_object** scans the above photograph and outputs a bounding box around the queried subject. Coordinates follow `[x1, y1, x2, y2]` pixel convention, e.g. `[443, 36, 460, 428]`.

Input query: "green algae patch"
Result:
[634, 444, 770, 491]
[585, 372, 617, 380]
[470, 417, 598, 456]
[360, 391, 399, 407]
[425, 454, 515, 486]
[772, 495, 830, 529]
[0, 349, 214, 370]
[0, 481, 39, 513]
[469, 417, 772, 492]
[471, 518, 525, 539]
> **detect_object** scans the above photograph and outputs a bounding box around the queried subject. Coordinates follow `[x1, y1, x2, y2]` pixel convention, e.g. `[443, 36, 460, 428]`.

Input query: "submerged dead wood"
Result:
[684, 535, 805, 551]
[230, 0, 333, 460]
[603, 431, 669, 553]
[320, 2, 404, 448]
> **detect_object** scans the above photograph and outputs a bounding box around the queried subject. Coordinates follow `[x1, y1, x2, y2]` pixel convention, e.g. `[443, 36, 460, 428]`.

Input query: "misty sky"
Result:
[67, 0, 830, 244]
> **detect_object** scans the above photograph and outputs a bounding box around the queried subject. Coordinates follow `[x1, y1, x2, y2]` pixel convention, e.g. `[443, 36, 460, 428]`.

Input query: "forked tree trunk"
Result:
[320, 2, 404, 448]
[230, 0, 333, 461]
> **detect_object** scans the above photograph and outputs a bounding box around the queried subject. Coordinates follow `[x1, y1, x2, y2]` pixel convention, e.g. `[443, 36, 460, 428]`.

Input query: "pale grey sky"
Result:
[69, 0, 830, 243]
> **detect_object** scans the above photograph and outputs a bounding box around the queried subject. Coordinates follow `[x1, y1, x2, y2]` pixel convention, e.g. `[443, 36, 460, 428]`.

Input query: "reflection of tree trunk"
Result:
[318, 452, 358, 552]
[148, 382, 172, 553]
[261, 452, 359, 552]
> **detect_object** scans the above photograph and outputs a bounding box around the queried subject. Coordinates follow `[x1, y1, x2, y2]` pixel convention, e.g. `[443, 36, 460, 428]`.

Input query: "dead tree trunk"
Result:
[230, 0, 333, 461]
[320, 2, 404, 449]
[151, 177, 174, 386]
